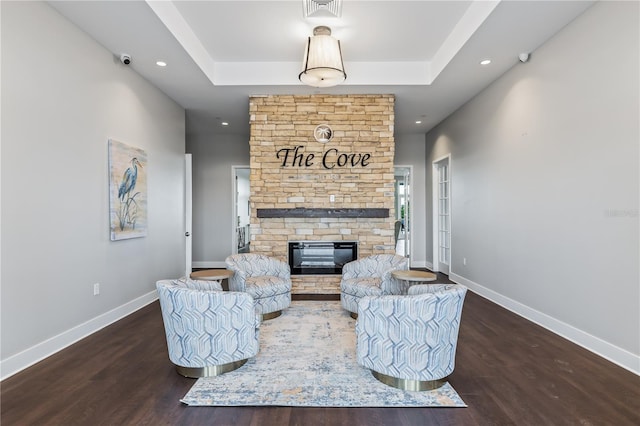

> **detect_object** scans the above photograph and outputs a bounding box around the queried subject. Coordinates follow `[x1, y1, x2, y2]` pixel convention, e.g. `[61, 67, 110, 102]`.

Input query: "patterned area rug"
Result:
[181, 300, 466, 407]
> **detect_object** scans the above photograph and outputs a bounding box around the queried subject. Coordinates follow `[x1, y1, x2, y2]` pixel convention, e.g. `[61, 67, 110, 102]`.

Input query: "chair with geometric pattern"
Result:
[173, 277, 224, 292]
[156, 279, 260, 378]
[225, 253, 292, 320]
[355, 283, 467, 391]
[340, 254, 409, 319]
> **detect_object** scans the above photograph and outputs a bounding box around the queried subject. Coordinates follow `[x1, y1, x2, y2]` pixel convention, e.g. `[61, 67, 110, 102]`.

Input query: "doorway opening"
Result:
[432, 155, 451, 275]
[185, 154, 192, 276]
[394, 166, 412, 265]
[232, 166, 251, 254]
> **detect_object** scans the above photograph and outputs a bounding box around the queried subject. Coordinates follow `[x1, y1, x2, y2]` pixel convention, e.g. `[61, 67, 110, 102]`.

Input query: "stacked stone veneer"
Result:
[249, 94, 396, 294]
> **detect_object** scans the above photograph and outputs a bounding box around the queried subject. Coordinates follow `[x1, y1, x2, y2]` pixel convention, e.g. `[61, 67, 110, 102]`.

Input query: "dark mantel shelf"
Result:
[257, 208, 389, 218]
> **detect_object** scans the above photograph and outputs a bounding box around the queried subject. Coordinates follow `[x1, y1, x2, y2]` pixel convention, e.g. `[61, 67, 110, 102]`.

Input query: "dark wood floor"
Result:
[2, 274, 639, 426]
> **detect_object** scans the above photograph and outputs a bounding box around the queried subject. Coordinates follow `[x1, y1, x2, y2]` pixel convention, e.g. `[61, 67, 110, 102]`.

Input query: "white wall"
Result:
[187, 123, 429, 268]
[425, 1, 639, 372]
[0, 1, 186, 378]
[395, 134, 428, 267]
[186, 115, 249, 267]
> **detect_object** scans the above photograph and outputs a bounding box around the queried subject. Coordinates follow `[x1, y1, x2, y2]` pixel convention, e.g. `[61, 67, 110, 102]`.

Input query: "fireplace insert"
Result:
[288, 241, 358, 275]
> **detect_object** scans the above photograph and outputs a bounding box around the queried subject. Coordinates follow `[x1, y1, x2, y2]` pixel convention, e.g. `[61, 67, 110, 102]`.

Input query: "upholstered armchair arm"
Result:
[226, 254, 289, 277]
[342, 255, 408, 289]
[244, 256, 286, 276]
[341, 259, 360, 279]
[341, 259, 363, 279]
[225, 257, 249, 292]
[378, 256, 408, 294]
[172, 278, 224, 292]
[265, 257, 291, 279]
[227, 271, 247, 292]
[157, 283, 260, 368]
[342, 256, 385, 279]
[408, 284, 456, 295]
[356, 285, 467, 381]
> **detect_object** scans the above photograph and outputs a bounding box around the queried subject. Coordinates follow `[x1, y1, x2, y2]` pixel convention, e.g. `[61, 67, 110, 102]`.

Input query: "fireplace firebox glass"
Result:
[288, 241, 357, 275]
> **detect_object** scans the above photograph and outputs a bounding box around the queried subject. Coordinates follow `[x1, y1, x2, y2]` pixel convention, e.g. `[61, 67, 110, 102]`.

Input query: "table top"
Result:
[391, 270, 437, 282]
[190, 269, 234, 281]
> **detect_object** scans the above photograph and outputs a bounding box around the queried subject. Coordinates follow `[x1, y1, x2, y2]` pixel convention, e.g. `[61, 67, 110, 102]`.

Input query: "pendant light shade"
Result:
[299, 26, 346, 88]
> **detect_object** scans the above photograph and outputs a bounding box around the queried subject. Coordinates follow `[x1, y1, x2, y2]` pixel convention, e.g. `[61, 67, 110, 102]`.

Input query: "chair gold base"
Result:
[176, 359, 248, 378]
[262, 310, 282, 321]
[350, 312, 358, 320]
[371, 370, 448, 391]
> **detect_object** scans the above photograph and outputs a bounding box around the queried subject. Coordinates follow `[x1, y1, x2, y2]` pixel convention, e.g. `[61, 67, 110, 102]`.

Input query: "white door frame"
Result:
[231, 165, 250, 255]
[432, 154, 451, 274]
[394, 165, 413, 267]
[185, 154, 192, 277]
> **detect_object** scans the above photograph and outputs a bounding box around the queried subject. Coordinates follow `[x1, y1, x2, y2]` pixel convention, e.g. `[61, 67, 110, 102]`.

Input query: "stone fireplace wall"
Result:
[249, 94, 396, 294]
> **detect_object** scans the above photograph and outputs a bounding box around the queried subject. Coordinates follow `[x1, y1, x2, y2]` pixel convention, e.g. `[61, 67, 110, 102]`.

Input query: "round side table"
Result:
[190, 269, 234, 290]
[391, 270, 437, 294]
[190, 269, 234, 281]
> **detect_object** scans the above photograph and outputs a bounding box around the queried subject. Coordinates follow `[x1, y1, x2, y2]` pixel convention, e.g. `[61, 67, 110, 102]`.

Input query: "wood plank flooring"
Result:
[2, 275, 639, 425]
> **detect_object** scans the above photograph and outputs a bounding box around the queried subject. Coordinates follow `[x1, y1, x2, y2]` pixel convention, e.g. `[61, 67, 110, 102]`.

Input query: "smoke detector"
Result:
[303, 0, 342, 18]
[519, 53, 530, 63]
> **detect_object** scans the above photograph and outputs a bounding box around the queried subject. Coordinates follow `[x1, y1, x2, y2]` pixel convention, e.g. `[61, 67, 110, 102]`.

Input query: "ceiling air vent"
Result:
[303, 0, 342, 18]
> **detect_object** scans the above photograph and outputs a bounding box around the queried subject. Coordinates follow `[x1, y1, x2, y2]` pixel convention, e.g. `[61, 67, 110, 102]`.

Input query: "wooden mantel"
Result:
[256, 208, 389, 218]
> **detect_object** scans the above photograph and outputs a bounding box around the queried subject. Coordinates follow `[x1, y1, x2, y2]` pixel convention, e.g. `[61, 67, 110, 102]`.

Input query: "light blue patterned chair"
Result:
[340, 254, 409, 319]
[356, 284, 467, 391]
[173, 277, 223, 292]
[225, 253, 292, 320]
[156, 279, 260, 378]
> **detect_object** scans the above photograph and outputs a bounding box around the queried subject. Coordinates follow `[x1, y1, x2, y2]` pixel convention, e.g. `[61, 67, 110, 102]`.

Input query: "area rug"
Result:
[181, 300, 466, 407]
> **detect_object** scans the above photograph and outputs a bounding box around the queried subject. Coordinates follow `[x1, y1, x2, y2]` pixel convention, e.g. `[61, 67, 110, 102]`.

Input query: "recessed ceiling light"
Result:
[480, 59, 491, 65]
[415, 120, 422, 124]
[156, 61, 167, 67]
[221, 122, 229, 126]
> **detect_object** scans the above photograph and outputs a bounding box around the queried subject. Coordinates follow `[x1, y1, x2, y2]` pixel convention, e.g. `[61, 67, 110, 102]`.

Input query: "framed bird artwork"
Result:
[108, 139, 148, 241]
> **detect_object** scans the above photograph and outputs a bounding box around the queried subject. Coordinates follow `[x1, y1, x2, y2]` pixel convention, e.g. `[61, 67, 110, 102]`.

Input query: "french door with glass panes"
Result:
[434, 157, 450, 274]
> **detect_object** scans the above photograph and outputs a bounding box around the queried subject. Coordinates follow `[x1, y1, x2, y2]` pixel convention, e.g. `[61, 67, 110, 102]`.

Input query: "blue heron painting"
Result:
[118, 157, 142, 201]
[109, 139, 147, 240]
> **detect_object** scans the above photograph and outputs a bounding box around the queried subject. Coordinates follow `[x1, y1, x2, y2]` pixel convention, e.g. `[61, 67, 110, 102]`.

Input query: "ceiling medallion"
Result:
[314, 124, 333, 143]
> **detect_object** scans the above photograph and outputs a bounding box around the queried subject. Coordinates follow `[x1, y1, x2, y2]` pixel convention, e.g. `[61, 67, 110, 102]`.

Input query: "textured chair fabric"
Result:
[225, 253, 292, 317]
[156, 280, 260, 373]
[407, 283, 457, 295]
[340, 254, 409, 315]
[173, 277, 223, 292]
[356, 284, 467, 384]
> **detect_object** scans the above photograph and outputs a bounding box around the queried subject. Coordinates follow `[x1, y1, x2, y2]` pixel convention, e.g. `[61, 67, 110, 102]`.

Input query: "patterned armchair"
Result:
[225, 253, 292, 320]
[356, 284, 467, 391]
[340, 254, 409, 318]
[173, 277, 223, 292]
[156, 279, 260, 378]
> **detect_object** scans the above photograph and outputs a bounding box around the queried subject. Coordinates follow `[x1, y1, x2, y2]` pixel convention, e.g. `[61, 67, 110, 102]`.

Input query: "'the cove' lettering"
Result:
[321, 148, 371, 169]
[276, 145, 371, 169]
[276, 146, 314, 167]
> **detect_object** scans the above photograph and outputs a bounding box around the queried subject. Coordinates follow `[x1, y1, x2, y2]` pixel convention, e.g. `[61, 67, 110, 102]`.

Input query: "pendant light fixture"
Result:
[299, 26, 346, 88]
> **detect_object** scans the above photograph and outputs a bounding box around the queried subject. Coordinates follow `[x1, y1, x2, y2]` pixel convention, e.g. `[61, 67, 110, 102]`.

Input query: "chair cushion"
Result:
[172, 278, 223, 292]
[245, 276, 291, 299]
[341, 277, 383, 298]
[408, 284, 456, 295]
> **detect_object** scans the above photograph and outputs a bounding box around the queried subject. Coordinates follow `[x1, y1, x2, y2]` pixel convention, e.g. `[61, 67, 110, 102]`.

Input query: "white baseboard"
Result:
[450, 272, 640, 376]
[410, 259, 430, 269]
[0, 290, 158, 381]
[192, 261, 227, 269]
